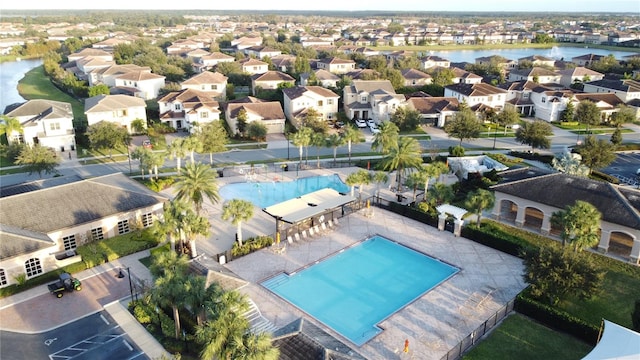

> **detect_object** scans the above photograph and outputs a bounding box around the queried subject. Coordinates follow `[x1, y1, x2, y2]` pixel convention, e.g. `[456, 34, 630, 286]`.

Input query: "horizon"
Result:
[3, 0, 639, 14]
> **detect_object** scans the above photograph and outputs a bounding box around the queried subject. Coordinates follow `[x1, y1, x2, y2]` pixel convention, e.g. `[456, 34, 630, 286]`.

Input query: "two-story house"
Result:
[517, 55, 555, 68]
[193, 52, 235, 73]
[507, 67, 562, 84]
[529, 87, 574, 121]
[499, 80, 539, 117]
[316, 57, 356, 74]
[113, 70, 166, 100]
[343, 80, 406, 123]
[244, 45, 282, 59]
[571, 93, 626, 122]
[444, 83, 507, 111]
[67, 48, 113, 63]
[420, 55, 450, 70]
[571, 53, 606, 67]
[231, 36, 263, 50]
[582, 79, 640, 103]
[270, 54, 297, 73]
[251, 71, 296, 95]
[3, 99, 76, 152]
[157, 88, 220, 133]
[401, 68, 432, 87]
[282, 86, 340, 127]
[475, 55, 517, 71]
[406, 96, 459, 127]
[180, 71, 228, 100]
[0, 173, 166, 287]
[301, 69, 341, 88]
[224, 96, 286, 135]
[84, 94, 147, 133]
[557, 67, 605, 88]
[87, 64, 151, 87]
[240, 58, 269, 75]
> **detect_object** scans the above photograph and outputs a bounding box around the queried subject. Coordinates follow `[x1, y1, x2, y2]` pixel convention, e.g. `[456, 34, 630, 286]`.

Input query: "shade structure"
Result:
[436, 204, 468, 221]
[263, 188, 356, 224]
[582, 320, 640, 360]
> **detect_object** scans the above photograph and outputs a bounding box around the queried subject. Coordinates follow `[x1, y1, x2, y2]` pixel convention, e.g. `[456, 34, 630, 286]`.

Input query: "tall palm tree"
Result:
[183, 135, 203, 164]
[0, 115, 23, 144]
[149, 251, 189, 339]
[168, 137, 188, 175]
[182, 210, 211, 258]
[184, 275, 209, 326]
[426, 183, 454, 207]
[341, 125, 364, 165]
[156, 199, 190, 252]
[345, 169, 372, 199]
[131, 147, 152, 178]
[149, 249, 189, 279]
[221, 199, 255, 247]
[464, 189, 496, 226]
[174, 162, 220, 214]
[311, 132, 325, 168]
[325, 133, 345, 165]
[372, 171, 389, 201]
[371, 121, 399, 154]
[381, 137, 423, 194]
[552, 200, 601, 252]
[406, 170, 427, 203]
[291, 127, 312, 167]
[420, 161, 449, 200]
[230, 332, 280, 360]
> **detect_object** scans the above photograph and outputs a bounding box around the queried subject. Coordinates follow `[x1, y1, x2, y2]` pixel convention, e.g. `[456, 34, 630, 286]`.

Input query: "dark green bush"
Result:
[508, 151, 554, 164]
[591, 170, 620, 184]
[516, 290, 600, 344]
[231, 235, 274, 257]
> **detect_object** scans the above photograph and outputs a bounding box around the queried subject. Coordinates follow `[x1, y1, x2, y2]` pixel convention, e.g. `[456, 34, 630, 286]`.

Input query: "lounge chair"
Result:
[287, 236, 294, 245]
[301, 230, 308, 239]
[313, 225, 320, 234]
[327, 220, 334, 228]
[334, 218, 340, 226]
[294, 233, 301, 242]
[321, 222, 327, 232]
[308, 227, 315, 237]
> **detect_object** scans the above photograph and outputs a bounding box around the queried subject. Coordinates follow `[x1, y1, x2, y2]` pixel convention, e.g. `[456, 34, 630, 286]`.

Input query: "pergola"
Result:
[436, 204, 469, 237]
[263, 188, 357, 235]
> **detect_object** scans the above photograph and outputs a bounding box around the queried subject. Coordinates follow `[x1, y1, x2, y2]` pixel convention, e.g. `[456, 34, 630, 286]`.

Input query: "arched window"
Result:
[25, 258, 43, 278]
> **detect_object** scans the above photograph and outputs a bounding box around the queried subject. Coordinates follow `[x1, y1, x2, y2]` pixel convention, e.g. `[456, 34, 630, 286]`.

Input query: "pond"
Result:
[0, 58, 42, 112]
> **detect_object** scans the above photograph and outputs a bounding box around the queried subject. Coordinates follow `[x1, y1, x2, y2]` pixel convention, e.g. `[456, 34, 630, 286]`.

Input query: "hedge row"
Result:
[515, 290, 600, 345]
[378, 201, 438, 227]
[231, 235, 274, 258]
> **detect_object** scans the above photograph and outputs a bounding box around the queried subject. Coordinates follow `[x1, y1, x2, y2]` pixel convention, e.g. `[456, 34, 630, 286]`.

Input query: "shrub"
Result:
[231, 235, 274, 257]
[12, 273, 27, 286]
[633, 299, 640, 332]
[448, 145, 465, 157]
[591, 170, 620, 184]
[508, 150, 554, 164]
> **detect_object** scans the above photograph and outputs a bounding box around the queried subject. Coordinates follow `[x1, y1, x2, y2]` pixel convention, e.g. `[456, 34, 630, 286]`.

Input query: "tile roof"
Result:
[509, 67, 558, 77]
[557, 67, 604, 78]
[251, 71, 296, 82]
[401, 68, 431, 80]
[226, 99, 285, 120]
[157, 88, 219, 108]
[181, 71, 228, 85]
[282, 86, 339, 100]
[492, 172, 640, 229]
[585, 79, 640, 93]
[84, 94, 146, 113]
[318, 57, 355, 65]
[0, 223, 56, 260]
[4, 99, 73, 122]
[445, 82, 507, 97]
[408, 96, 459, 114]
[573, 93, 625, 107]
[116, 70, 165, 81]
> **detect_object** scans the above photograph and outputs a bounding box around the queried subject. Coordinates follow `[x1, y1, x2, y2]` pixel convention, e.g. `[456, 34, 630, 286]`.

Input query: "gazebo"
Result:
[436, 204, 468, 236]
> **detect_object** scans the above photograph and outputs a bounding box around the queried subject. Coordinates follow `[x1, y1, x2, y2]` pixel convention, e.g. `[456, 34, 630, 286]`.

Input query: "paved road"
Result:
[0, 311, 147, 360]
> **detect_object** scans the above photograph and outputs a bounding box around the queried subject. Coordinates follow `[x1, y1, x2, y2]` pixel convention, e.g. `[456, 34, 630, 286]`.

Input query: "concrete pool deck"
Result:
[224, 206, 527, 359]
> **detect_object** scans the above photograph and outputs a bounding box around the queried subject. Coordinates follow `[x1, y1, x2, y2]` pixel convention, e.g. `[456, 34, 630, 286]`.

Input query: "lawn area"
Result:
[17, 65, 86, 126]
[463, 314, 592, 360]
[551, 122, 631, 135]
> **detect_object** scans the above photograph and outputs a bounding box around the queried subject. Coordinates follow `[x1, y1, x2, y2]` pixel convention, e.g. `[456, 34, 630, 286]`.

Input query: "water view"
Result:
[0, 58, 42, 112]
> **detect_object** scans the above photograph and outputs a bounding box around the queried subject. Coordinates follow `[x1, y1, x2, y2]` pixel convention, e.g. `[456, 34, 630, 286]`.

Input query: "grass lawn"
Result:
[17, 65, 86, 126]
[463, 314, 592, 360]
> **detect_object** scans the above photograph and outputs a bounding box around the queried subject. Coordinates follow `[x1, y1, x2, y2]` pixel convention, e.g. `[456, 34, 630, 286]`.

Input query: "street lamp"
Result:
[117, 267, 135, 302]
[492, 125, 498, 150]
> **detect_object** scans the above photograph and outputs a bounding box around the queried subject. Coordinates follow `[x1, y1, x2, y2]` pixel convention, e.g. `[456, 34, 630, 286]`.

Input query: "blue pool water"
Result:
[219, 174, 350, 208]
[261, 235, 459, 346]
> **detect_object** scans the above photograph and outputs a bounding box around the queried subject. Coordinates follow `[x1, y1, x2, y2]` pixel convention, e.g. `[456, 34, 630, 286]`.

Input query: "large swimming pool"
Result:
[261, 235, 459, 346]
[219, 174, 350, 208]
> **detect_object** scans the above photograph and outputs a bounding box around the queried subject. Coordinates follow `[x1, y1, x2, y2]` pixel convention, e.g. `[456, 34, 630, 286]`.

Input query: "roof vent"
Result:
[587, 183, 598, 190]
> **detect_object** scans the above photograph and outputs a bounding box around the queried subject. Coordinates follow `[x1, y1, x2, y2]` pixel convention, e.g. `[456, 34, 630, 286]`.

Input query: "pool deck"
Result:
[224, 199, 527, 359]
[164, 167, 527, 359]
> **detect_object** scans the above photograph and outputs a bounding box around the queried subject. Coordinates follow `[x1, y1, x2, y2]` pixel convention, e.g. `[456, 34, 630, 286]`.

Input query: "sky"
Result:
[2, 0, 639, 13]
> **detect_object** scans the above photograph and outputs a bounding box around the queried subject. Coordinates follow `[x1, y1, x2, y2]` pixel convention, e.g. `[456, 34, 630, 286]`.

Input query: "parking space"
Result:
[602, 153, 640, 187]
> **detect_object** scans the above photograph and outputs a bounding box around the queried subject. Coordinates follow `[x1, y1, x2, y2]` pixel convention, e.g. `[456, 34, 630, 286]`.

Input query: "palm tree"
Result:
[230, 332, 280, 360]
[221, 199, 255, 247]
[156, 200, 190, 252]
[291, 127, 312, 167]
[184, 275, 209, 326]
[420, 161, 449, 200]
[0, 115, 23, 144]
[426, 183, 454, 207]
[183, 135, 203, 164]
[464, 189, 496, 226]
[406, 170, 427, 203]
[174, 162, 221, 214]
[131, 147, 152, 178]
[372, 171, 389, 201]
[311, 132, 325, 168]
[371, 121, 399, 154]
[341, 125, 364, 165]
[552, 200, 601, 252]
[182, 210, 211, 258]
[168, 137, 188, 175]
[345, 169, 371, 199]
[149, 251, 189, 339]
[325, 133, 345, 165]
[149, 249, 189, 279]
[148, 151, 165, 180]
[381, 137, 423, 195]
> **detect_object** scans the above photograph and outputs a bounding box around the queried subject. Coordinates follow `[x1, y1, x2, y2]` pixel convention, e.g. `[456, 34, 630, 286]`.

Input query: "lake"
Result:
[418, 45, 636, 64]
[0, 58, 42, 112]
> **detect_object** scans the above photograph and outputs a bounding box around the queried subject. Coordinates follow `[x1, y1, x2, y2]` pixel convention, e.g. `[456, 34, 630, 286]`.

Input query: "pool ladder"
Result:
[261, 273, 288, 289]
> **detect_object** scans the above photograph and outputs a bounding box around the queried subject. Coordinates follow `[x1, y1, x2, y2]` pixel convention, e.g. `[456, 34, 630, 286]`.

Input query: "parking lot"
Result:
[602, 153, 640, 187]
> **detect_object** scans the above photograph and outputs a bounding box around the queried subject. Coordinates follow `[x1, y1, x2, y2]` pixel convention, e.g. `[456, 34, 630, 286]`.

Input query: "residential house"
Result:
[420, 55, 450, 70]
[184, 49, 211, 59]
[406, 96, 459, 127]
[74, 57, 115, 80]
[499, 80, 539, 117]
[224, 96, 286, 134]
[571, 53, 606, 67]
[157, 88, 220, 133]
[557, 67, 605, 88]
[282, 86, 340, 126]
[401, 68, 432, 87]
[444, 83, 507, 111]
[231, 36, 262, 50]
[240, 58, 269, 75]
[529, 87, 574, 121]
[491, 170, 640, 264]
[113, 70, 166, 100]
[316, 57, 356, 74]
[87, 64, 151, 87]
[583, 79, 640, 103]
[571, 93, 626, 122]
[251, 71, 296, 95]
[166, 39, 204, 55]
[307, 69, 340, 88]
[430, 66, 482, 84]
[343, 80, 406, 123]
[270, 54, 297, 73]
[91, 37, 132, 52]
[193, 52, 235, 73]
[244, 45, 282, 59]
[344, 69, 382, 80]
[0, 173, 167, 287]
[507, 67, 561, 84]
[84, 94, 147, 133]
[3, 99, 75, 152]
[300, 37, 333, 47]
[517, 55, 555, 68]
[351, 47, 380, 57]
[180, 71, 228, 100]
[475, 55, 517, 71]
[67, 48, 113, 63]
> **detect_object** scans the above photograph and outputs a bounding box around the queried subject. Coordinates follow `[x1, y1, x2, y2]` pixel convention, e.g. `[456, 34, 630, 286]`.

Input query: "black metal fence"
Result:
[440, 299, 516, 360]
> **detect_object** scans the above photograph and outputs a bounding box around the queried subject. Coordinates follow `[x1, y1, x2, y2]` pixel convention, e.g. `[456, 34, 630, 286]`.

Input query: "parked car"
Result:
[334, 121, 345, 129]
[369, 123, 380, 134]
[142, 139, 152, 149]
[354, 119, 367, 128]
[367, 119, 376, 128]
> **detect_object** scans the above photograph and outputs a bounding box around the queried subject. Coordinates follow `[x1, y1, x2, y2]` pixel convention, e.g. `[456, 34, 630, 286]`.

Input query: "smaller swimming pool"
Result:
[261, 235, 459, 346]
[219, 174, 350, 208]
